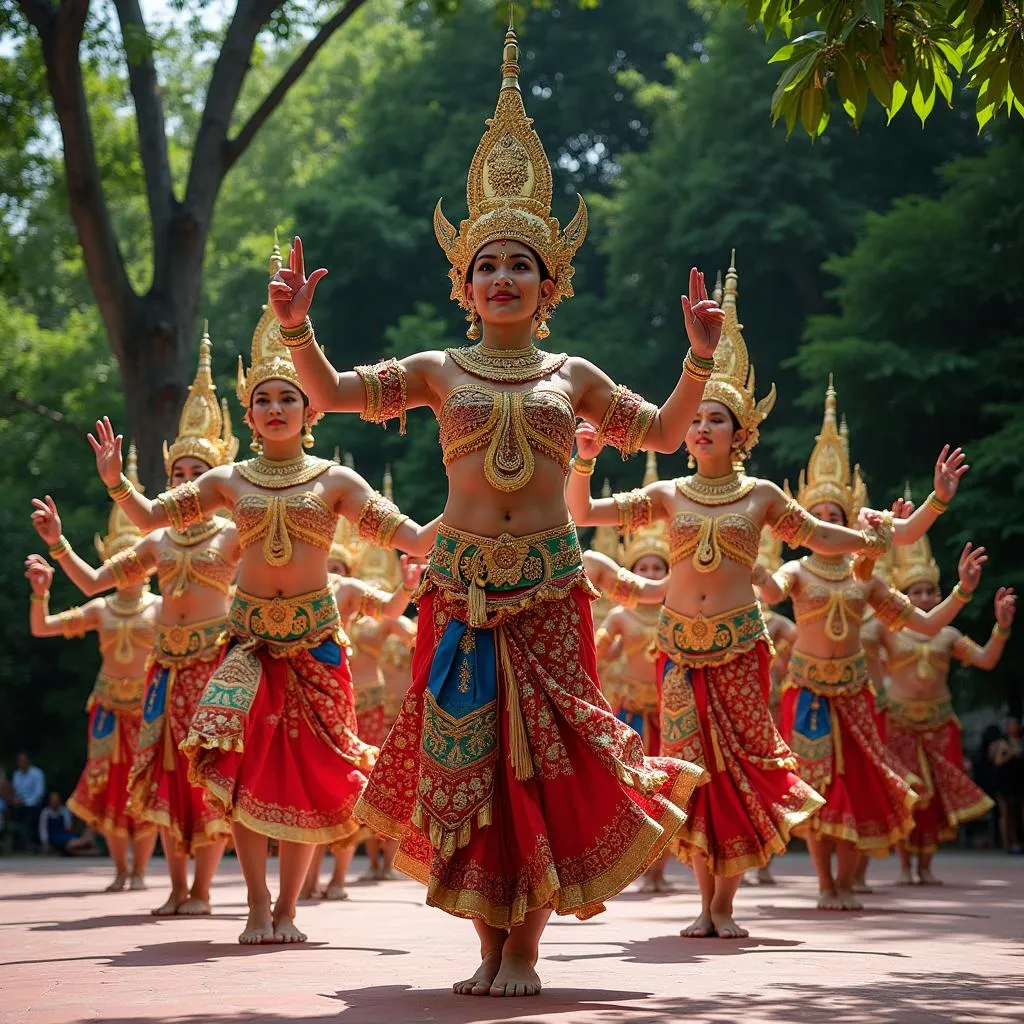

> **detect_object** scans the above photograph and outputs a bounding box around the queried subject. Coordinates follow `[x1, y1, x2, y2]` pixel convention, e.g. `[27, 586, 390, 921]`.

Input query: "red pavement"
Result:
[1, 851, 1021, 1024]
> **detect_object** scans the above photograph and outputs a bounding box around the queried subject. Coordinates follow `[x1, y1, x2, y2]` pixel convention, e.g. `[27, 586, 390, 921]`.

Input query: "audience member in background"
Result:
[39, 792, 77, 854]
[11, 752, 46, 851]
[990, 716, 1024, 854]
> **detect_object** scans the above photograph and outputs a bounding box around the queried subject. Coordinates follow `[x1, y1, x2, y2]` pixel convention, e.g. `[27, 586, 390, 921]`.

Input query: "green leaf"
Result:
[976, 100, 996, 130]
[865, 0, 885, 25]
[935, 64, 954, 105]
[768, 31, 824, 63]
[936, 40, 965, 74]
[836, 54, 858, 105]
[888, 79, 908, 122]
[865, 55, 894, 107]
[912, 81, 937, 125]
[1007, 57, 1024, 110]
[801, 85, 824, 137]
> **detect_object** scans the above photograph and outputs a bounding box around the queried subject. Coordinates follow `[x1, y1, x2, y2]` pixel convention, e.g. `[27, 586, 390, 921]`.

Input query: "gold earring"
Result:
[534, 308, 550, 341]
[302, 423, 315, 450]
[466, 309, 481, 341]
[249, 429, 262, 454]
[687, 453, 696, 470]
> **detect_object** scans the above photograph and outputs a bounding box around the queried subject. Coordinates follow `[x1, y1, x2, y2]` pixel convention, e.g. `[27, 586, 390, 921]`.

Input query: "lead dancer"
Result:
[267, 19, 711, 997]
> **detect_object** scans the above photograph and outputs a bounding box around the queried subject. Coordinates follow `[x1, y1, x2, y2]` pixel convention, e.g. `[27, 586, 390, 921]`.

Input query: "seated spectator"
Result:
[39, 793, 77, 853]
[11, 752, 46, 851]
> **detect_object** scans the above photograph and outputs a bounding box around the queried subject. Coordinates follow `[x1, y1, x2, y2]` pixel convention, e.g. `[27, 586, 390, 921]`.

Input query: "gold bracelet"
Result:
[107, 475, 133, 503]
[993, 623, 1012, 639]
[925, 491, 948, 516]
[30, 591, 49, 604]
[279, 318, 315, 351]
[571, 456, 596, 476]
[686, 348, 716, 372]
[48, 536, 71, 560]
[951, 583, 973, 604]
[683, 360, 713, 384]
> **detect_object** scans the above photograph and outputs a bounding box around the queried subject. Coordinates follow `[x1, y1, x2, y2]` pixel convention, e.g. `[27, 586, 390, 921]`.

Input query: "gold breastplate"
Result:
[888, 629, 951, 681]
[234, 492, 334, 566]
[794, 573, 869, 642]
[97, 597, 157, 664]
[669, 511, 760, 572]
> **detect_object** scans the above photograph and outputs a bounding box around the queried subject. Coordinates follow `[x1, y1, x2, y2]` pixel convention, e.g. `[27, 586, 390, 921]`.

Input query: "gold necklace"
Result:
[107, 592, 150, 617]
[169, 518, 225, 548]
[447, 343, 568, 384]
[236, 454, 332, 489]
[676, 471, 756, 506]
[802, 554, 854, 582]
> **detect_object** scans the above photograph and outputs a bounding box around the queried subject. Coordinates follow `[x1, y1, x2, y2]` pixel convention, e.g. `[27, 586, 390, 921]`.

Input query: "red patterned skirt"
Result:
[657, 605, 824, 876]
[884, 694, 994, 854]
[354, 528, 704, 929]
[355, 681, 387, 748]
[781, 650, 918, 854]
[183, 589, 373, 845]
[68, 681, 154, 839]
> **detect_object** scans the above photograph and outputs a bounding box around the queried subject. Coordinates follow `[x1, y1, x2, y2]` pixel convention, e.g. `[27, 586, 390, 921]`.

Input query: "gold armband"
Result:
[607, 566, 642, 609]
[355, 358, 408, 435]
[951, 583, 973, 604]
[993, 622, 1012, 640]
[596, 384, 657, 458]
[157, 481, 204, 534]
[357, 585, 390, 622]
[107, 548, 149, 589]
[59, 607, 86, 640]
[48, 536, 71, 560]
[613, 489, 653, 534]
[279, 317, 315, 351]
[770, 501, 816, 549]
[683, 349, 714, 383]
[953, 634, 983, 664]
[30, 591, 49, 605]
[857, 510, 894, 562]
[356, 491, 409, 548]
[874, 588, 914, 632]
[107, 475, 134, 503]
[926, 491, 948, 516]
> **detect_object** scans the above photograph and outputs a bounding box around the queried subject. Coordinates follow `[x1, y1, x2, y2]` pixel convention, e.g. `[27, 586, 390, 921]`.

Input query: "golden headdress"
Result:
[589, 479, 621, 562]
[892, 486, 940, 591]
[433, 15, 587, 320]
[328, 448, 364, 574]
[701, 252, 776, 457]
[163, 323, 238, 475]
[358, 465, 403, 590]
[237, 233, 323, 424]
[96, 443, 147, 560]
[788, 375, 866, 523]
[620, 451, 670, 569]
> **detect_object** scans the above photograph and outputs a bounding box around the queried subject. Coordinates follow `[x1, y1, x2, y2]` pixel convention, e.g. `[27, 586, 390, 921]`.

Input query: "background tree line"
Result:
[2, 0, 1021, 790]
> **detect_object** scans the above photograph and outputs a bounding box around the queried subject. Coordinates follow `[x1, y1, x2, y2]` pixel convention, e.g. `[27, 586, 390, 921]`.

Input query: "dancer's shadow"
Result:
[28, 911, 247, 932]
[543, 934, 805, 965]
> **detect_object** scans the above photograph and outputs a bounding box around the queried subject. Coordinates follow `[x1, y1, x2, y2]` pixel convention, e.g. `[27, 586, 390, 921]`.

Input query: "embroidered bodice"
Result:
[438, 385, 575, 491]
[98, 602, 157, 665]
[793, 576, 870, 642]
[157, 544, 235, 598]
[669, 510, 760, 573]
[234, 492, 334, 566]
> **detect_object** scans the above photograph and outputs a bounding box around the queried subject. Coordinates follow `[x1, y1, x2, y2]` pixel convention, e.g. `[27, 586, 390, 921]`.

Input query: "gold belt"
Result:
[152, 616, 227, 667]
[884, 693, 958, 732]
[785, 649, 869, 696]
[230, 585, 342, 652]
[88, 672, 146, 713]
[656, 602, 768, 668]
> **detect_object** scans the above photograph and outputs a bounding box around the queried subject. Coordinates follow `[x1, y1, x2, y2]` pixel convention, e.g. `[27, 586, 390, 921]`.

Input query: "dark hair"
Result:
[467, 243, 552, 283]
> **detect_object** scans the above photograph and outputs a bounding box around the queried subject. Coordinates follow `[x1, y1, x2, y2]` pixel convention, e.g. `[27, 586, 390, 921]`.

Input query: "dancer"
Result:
[572, 256, 889, 939]
[759, 379, 985, 910]
[86, 264, 438, 946]
[24, 449, 159, 892]
[32, 331, 237, 915]
[871, 511, 1010, 884]
[268, 19, 712, 996]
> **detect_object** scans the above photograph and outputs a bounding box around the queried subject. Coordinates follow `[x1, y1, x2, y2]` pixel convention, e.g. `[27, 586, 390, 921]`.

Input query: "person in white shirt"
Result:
[11, 752, 46, 850]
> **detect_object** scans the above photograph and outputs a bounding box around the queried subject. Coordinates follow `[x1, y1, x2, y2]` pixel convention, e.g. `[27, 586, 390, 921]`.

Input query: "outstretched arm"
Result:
[583, 550, 670, 606]
[25, 556, 100, 638]
[763, 483, 888, 559]
[757, 560, 801, 606]
[335, 467, 439, 558]
[875, 446, 970, 545]
[959, 587, 1016, 670]
[333, 556, 425, 622]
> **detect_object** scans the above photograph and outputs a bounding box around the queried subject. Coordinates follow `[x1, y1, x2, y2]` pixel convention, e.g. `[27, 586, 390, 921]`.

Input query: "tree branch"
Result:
[5, 391, 86, 437]
[112, 0, 175, 276]
[18, 0, 136, 358]
[226, 0, 371, 170]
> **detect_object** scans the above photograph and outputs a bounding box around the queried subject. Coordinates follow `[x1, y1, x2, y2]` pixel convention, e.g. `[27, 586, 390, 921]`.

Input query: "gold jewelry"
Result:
[107, 548, 149, 589]
[107, 592, 148, 617]
[249, 429, 262, 454]
[676, 470, 756, 507]
[107, 476, 134, 503]
[446, 343, 568, 384]
[926, 491, 948, 516]
[613, 489, 653, 534]
[596, 385, 657, 457]
[534, 307, 551, 341]
[235, 453, 332, 489]
[48, 536, 71, 560]
[279, 317, 314, 350]
[952, 583, 973, 604]
[169, 517, 225, 548]
[683, 359, 712, 384]
[465, 310, 481, 341]
[771, 500, 817, 548]
[30, 591, 49, 604]
[801, 554, 854, 583]
[686, 348, 716, 372]
[59, 607, 87, 639]
[994, 622, 1012, 639]
[687, 453, 696, 470]
[157, 481, 204, 534]
[570, 455, 595, 476]
[302, 422, 315, 450]
[355, 358, 408, 433]
[356, 491, 408, 548]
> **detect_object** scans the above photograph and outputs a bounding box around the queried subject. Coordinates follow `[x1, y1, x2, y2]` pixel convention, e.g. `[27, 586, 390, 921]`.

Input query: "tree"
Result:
[740, 0, 1024, 138]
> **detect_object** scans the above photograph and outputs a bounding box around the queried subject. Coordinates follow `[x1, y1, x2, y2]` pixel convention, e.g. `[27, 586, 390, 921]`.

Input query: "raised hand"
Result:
[575, 422, 603, 461]
[86, 417, 124, 488]
[891, 497, 915, 520]
[399, 553, 426, 591]
[267, 236, 328, 330]
[681, 267, 726, 361]
[957, 542, 987, 594]
[24, 554, 54, 594]
[934, 445, 969, 504]
[30, 496, 62, 545]
[995, 587, 1017, 629]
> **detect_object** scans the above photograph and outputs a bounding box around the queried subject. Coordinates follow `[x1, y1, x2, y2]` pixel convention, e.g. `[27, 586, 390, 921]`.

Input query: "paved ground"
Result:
[1, 850, 1021, 1024]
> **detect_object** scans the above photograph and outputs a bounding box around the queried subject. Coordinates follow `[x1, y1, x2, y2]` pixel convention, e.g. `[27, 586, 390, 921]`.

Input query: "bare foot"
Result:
[272, 915, 307, 944]
[105, 871, 130, 893]
[916, 868, 943, 886]
[358, 865, 380, 883]
[379, 866, 400, 881]
[323, 881, 349, 901]
[239, 905, 275, 945]
[638, 875, 659, 893]
[756, 867, 777, 886]
[817, 889, 844, 910]
[652, 876, 677, 893]
[852, 881, 874, 894]
[710, 911, 749, 939]
[490, 951, 541, 997]
[129, 874, 147, 891]
[175, 897, 212, 916]
[298, 879, 321, 900]
[836, 888, 863, 910]
[453, 950, 503, 996]
[895, 869, 914, 886]
[151, 890, 189, 916]
[680, 911, 716, 937]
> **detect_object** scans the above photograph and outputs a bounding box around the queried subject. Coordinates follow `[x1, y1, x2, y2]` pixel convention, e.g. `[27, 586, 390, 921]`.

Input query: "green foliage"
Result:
[739, 0, 1024, 137]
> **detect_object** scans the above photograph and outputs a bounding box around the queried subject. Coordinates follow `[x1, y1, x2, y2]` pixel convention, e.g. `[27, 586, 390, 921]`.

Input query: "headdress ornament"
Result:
[892, 485, 940, 591]
[701, 252, 776, 457]
[358, 464, 403, 590]
[96, 442, 148, 560]
[619, 451, 670, 569]
[433, 14, 587, 320]
[237, 232, 323, 424]
[787, 375, 866, 523]
[163, 322, 238, 475]
[328, 448, 365, 574]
